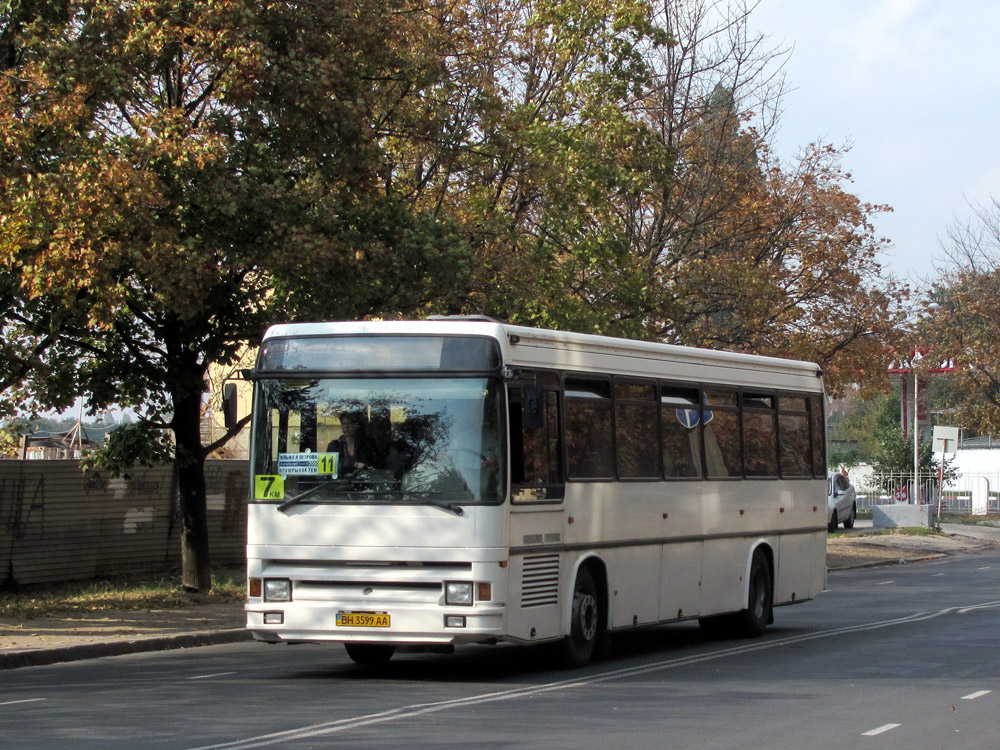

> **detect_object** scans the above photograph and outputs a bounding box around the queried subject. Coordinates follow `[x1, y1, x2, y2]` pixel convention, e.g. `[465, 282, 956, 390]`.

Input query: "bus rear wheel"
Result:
[344, 643, 396, 665]
[559, 567, 600, 668]
[737, 551, 773, 638]
[699, 551, 773, 639]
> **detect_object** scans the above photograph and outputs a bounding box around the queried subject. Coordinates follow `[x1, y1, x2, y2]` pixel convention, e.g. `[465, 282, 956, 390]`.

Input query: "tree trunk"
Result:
[173, 385, 213, 593]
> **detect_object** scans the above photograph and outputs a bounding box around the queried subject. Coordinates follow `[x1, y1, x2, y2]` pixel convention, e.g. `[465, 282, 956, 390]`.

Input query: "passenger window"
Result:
[660, 384, 702, 478]
[778, 395, 811, 478]
[703, 389, 741, 478]
[565, 378, 613, 479]
[809, 395, 826, 478]
[510, 373, 564, 501]
[614, 380, 659, 479]
[742, 391, 777, 477]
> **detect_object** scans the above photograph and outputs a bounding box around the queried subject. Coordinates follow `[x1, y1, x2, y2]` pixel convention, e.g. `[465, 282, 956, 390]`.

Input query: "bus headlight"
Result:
[445, 581, 473, 606]
[264, 579, 292, 602]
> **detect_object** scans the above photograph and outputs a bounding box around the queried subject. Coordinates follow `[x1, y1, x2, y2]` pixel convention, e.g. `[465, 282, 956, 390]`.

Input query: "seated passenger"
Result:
[326, 412, 367, 476]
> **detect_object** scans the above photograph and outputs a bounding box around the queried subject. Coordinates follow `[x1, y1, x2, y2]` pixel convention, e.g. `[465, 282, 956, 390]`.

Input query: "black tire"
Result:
[344, 643, 396, 665]
[828, 510, 838, 533]
[559, 567, 600, 668]
[735, 551, 773, 638]
[843, 504, 856, 529]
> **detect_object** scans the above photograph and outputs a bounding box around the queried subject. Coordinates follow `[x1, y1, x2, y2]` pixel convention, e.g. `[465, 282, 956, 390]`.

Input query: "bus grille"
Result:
[521, 553, 560, 608]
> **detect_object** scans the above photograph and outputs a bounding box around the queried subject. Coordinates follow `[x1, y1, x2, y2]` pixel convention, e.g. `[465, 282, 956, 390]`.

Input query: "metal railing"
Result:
[854, 471, 1000, 515]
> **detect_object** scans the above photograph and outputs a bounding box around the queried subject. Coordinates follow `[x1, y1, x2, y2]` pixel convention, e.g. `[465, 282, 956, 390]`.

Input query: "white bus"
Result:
[243, 318, 827, 666]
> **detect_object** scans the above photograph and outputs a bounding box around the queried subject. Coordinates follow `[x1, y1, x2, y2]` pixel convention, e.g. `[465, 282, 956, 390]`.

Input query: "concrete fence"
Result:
[0, 459, 249, 588]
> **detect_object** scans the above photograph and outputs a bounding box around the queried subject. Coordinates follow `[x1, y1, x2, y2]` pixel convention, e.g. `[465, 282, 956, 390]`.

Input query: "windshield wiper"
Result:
[422, 501, 464, 516]
[277, 481, 334, 513]
[277, 480, 401, 512]
[402, 492, 470, 516]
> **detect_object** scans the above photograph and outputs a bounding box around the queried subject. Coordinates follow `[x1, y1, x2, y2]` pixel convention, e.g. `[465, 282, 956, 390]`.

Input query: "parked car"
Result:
[828, 472, 857, 531]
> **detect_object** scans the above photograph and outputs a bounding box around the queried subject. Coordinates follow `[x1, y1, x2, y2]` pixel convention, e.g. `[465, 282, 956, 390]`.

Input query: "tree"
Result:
[869, 424, 927, 474]
[828, 391, 900, 469]
[0, 0, 93, 450]
[922, 199, 1000, 436]
[349, 0, 674, 333]
[613, 1, 907, 395]
[426, 0, 908, 395]
[0, 0, 477, 591]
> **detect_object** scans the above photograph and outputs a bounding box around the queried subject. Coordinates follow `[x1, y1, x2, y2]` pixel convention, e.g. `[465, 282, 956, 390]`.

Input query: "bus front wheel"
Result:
[559, 567, 600, 668]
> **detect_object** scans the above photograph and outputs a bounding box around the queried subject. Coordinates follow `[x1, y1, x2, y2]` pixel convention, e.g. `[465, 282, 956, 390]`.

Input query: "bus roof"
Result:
[261, 319, 824, 391]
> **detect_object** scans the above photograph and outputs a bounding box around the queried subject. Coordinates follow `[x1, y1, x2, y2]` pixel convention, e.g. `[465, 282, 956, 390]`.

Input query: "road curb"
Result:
[827, 552, 949, 572]
[0, 629, 252, 671]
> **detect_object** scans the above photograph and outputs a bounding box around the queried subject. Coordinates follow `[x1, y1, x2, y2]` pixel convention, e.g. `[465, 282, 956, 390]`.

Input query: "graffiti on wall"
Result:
[126, 476, 163, 499]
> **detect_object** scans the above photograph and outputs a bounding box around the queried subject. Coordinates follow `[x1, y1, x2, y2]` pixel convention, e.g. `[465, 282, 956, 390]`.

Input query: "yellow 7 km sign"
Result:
[255, 475, 285, 500]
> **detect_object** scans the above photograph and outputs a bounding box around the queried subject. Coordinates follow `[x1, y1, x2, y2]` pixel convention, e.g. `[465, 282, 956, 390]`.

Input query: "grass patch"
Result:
[940, 515, 1000, 527]
[0, 569, 245, 620]
[829, 526, 943, 539]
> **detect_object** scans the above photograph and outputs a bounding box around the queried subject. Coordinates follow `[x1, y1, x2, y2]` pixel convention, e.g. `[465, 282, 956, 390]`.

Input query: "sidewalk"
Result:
[3, 524, 999, 670]
[0, 600, 249, 670]
[827, 522, 1000, 570]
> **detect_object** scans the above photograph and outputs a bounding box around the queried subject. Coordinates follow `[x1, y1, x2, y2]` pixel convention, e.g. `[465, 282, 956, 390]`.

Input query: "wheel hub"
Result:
[579, 593, 598, 641]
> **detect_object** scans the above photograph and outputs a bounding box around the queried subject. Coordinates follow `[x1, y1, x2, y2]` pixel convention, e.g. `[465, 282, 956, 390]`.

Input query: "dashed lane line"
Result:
[862, 724, 901, 736]
[961, 690, 992, 701]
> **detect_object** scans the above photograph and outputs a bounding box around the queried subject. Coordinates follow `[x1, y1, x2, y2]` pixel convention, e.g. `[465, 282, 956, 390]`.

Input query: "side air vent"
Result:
[521, 553, 560, 608]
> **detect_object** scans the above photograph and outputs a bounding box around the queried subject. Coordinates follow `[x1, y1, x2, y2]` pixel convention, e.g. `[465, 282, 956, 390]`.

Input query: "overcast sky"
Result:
[748, 0, 1000, 286]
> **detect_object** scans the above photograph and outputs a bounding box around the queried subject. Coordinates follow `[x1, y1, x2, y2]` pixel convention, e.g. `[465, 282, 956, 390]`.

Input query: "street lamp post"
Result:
[913, 371, 919, 506]
[913, 301, 940, 506]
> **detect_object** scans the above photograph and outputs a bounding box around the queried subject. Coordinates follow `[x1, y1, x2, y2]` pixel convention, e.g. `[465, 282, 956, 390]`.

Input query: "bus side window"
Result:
[809, 394, 826, 478]
[660, 384, 702, 479]
[510, 381, 563, 501]
[778, 395, 811, 477]
[565, 378, 614, 480]
[742, 391, 777, 477]
[704, 389, 741, 478]
[614, 380, 660, 479]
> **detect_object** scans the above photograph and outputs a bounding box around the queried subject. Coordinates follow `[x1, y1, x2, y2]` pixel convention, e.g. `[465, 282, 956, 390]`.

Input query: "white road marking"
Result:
[186, 605, 982, 750]
[958, 601, 1000, 614]
[862, 724, 901, 736]
[188, 672, 238, 680]
[876, 581, 895, 586]
[961, 690, 991, 701]
[0, 699, 47, 707]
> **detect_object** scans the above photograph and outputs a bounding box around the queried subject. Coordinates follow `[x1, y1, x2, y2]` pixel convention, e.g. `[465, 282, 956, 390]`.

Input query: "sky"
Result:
[748, 0, 1000, 286]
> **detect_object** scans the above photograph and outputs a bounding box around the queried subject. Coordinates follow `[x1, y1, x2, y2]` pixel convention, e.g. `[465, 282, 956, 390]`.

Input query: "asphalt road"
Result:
[2, 549, 999, 750]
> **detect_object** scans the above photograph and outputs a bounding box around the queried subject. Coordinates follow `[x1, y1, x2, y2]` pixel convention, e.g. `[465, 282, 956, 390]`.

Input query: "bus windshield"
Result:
[251, 377, 505, 509]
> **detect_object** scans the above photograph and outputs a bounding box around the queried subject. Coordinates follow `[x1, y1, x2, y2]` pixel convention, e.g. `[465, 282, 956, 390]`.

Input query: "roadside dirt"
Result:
[0, 601, 244, 651]
[825, 530, 995, 570]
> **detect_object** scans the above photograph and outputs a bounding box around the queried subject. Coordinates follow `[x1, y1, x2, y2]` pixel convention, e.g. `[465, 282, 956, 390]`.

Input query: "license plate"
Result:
[336, 612, 390, 628]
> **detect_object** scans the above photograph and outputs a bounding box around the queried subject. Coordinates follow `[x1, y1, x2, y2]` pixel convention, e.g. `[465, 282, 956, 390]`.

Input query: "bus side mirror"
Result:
[222, 383, 238, 431]
[523, 384, 544, 430]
